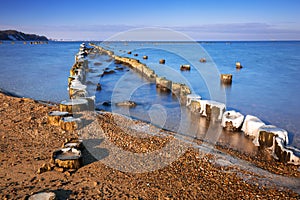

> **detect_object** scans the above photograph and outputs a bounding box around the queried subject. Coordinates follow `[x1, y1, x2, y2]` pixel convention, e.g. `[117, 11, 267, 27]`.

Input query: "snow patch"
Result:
[200, 100, 226, 120]
[241, 115, 265, 140]
[274, 137, 300, 165]
[258, 125, 289, 145]
[186, 94, 201, 106]
[221, 110, 244, 129]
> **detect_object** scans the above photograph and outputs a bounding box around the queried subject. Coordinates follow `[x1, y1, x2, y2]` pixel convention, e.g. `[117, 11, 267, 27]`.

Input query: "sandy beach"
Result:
[0, 91, 299, 199]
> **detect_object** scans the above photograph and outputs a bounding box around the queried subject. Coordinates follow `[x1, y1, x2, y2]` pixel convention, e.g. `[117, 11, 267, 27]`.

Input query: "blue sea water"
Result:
[0, 41, 299, 148]
[0, 41, 81, 102]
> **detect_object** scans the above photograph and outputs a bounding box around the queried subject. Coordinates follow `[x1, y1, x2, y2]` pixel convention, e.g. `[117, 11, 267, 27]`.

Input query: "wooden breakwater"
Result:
[89, 43, 300, 165]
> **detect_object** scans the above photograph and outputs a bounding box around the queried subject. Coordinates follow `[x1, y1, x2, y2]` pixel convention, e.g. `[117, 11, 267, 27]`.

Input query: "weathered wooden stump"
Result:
[274, 137, 300, 165]
[221, 110, 244, 131]
[159, 59, 165, 64]
[156, 77, 172, 91]
[204, 101, 226, 121]
[180, 64, 191, 71]
[47, 111, 72, 126]
[190, 100, 201, 113]
[69, 82, 87, 99]
[60, 99, 88, 113]
[187, 94, 202, 113]
[60, 117, 82, 131]
[52, 147, 82, 169]
[258, 125, 289, 148]
[221, 74, 232, 84]
[200, 58, 207, 63]
[171, 82, 182, 96]
[143, 55, 148, 59]
[236, 62, 243, 69]
[127, 51, 132, 54]
[63, 138, 83, 150]
[179, 84, 192, 104]
[116, 100, 137, 107]
[186, 94, 201, 106]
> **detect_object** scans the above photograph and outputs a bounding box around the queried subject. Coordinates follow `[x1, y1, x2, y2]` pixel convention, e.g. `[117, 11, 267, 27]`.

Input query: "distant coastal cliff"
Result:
[0, 30, 48, 41]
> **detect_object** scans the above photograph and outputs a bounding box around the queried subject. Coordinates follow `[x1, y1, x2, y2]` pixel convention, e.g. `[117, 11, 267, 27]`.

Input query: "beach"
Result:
[0, 91, 299, 199]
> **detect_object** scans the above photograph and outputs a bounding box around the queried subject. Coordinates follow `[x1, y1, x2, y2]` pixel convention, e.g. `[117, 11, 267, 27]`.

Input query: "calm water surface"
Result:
[0, 41, 299, 148]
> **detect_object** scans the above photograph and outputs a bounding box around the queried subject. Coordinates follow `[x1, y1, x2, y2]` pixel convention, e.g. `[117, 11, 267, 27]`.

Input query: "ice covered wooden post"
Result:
[69, 79, 87, 99]
[60, 116, 82, 131]
[186, 94, 202, 113]
[180, 84, 192, 104]
[257, 125, 289, 148]
[63, 138, 83, 150]
[199, 100, 226, 121]
[47, 111, 72, 126]
[60, 99, 89, 113]
[68, 75, 79, 87]
[274, 137, 300, 165]
[241, 115, 265, 144]
[221, 110, 244, 131]
[52, 147, 82, 169]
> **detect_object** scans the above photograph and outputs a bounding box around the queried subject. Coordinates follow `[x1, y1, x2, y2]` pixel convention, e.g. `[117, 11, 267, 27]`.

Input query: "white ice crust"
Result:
[259, 125, 289, 145]
[186, 94, 201, 106]
[241, 115, 265, 139]
[221, 110, 244, 129]
[199, 100, 226, 120]
[274, 137, 300, 165]
[61, 116, 82, 123]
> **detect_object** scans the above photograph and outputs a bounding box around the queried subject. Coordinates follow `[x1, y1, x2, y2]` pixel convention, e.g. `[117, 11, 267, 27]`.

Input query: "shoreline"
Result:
[1, 43, 300, 198]
[0, 91, 299, 199]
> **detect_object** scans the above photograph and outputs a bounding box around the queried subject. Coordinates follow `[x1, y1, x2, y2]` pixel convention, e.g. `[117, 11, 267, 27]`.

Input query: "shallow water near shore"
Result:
[0, 41, 299, 149]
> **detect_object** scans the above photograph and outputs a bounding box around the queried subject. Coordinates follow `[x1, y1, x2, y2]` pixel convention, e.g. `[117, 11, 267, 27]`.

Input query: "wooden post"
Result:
[47, 111, 72, 126]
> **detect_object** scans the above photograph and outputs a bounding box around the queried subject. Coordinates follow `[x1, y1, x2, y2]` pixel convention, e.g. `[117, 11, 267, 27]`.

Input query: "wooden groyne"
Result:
[89, 43, 300, 165]
[44, 43, 96, 173]
[90, 43, 192, 102]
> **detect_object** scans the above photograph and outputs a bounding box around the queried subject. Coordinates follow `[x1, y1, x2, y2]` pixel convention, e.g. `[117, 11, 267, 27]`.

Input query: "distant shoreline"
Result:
[2, 40, 299, 43]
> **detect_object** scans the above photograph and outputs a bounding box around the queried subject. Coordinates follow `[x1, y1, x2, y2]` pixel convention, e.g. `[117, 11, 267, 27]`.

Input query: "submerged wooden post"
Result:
[220, 74, 232, 84]
[180, 65, 191, 71]
[236, 62, 243, 69]
[200, 58, 207, 63]
[159, 59, 165, 64]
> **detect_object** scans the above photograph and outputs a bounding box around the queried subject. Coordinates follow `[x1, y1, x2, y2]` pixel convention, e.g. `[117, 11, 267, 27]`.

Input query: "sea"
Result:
[0, 40, 299, 149]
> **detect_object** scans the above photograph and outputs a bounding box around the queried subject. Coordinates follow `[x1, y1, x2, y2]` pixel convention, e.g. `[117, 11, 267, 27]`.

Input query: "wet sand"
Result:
[0, 92, 299, 199]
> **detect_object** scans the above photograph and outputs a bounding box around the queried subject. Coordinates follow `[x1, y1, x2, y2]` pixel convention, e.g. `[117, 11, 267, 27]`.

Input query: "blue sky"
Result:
[0, 0, 299, 40]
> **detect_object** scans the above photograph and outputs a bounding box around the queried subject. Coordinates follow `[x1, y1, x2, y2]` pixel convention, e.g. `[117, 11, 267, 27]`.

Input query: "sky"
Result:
[0, 0, 299, 41]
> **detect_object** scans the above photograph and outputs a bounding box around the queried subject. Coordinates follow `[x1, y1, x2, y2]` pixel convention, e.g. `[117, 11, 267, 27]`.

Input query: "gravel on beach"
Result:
[0, 92, 299, 199]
